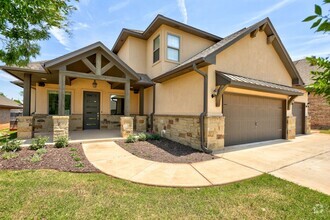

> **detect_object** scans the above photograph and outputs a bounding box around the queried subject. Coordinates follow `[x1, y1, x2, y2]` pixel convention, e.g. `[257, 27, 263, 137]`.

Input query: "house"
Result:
[0, 15, 310, 151]
[0, 95, 23, 130]
[294, 59, 330, 129]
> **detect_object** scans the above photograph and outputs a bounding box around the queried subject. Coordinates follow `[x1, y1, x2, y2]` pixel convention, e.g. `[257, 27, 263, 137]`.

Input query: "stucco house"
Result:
[294, 59, 330, 129]
[0, 95, 22, 130]
[0, 15, 310, 152]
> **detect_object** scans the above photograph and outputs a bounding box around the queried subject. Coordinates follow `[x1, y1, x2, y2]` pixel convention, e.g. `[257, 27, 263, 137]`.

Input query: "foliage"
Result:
[0, 0, 78, 66]
[1, 151, 18, 160]
[1, 139, 22, 152]
[70, 147, 77, 152]
[54, 136, 69, 148]
[0, 92, 5, 97]
[137, 133, 147, 141]
[30, 153, 42, 163]
[320, 129, 330, 134]
[36, 148, 47, 155]
[0, 129, 17, 144]
[125, 134, 138, 143]
[29, 136, 48, 150]
[146, 132, 161, 141]
[303, 1, 330, 103]
[75, 161, 84, 168]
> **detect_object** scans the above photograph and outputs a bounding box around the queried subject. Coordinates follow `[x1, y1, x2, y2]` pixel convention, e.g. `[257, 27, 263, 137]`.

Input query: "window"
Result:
[153, 35, 160, 63]
[110, 95, 125, 115]
[167, 34, 180, 62]
[48, 91, 71, 115]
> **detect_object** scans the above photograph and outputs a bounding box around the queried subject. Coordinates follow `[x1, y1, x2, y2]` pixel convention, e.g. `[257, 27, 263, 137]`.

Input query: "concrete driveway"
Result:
[215, 133, 330, 195]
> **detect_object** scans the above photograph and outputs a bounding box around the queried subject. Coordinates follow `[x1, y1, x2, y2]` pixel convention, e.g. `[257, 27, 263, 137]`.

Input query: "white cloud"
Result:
[239, 0, 296, 26]
[177, 0, 188, 24]
[108, 0, 130, 13]
[49, 27, 70, 47]
[72, 22, 90, 30]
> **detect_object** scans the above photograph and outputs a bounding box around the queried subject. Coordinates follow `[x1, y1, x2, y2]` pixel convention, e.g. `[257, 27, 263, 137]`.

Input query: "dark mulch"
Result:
[0, 143, 99, 173]
[116, 138, 218, 163]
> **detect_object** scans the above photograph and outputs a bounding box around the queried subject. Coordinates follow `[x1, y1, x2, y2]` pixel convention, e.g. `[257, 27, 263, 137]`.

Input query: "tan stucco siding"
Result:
[155, 70, 204, 115]
[144, 87, 153, 115]
[214, 31, 292, 87]
[117, 38, 130, 65]
[35, 78, 139, 115]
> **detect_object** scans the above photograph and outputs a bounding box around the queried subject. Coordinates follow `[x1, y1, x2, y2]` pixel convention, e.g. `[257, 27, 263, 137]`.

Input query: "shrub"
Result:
[36, 148, 47, 155]
[70, 147, 77, 152]
[146, 133, 161, 141]
[125, 134, 138, 143]
[1, 139, 22, 152]
[29, 136, 48, 150]
[30, 153, 42, 163]
[54, 136, 69, 148]
[137, 133, 147, 141]
[2, 151, 18, 160]
[75, 161, 84, 168]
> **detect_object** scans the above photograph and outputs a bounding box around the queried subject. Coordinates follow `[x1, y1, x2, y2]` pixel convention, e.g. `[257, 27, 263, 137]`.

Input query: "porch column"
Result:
[124, 80, 130, 116]
[23, 73, 31, 116]
[139, 87, 144, 116]
[58, 73, 66, 116]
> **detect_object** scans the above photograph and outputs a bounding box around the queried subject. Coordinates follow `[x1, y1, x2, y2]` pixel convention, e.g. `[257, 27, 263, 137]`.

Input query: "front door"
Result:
[83, 91, 100, 129]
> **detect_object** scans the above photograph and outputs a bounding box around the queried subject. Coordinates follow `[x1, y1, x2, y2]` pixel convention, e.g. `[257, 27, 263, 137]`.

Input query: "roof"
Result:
[216, 72, 303, 96]
[294, 59, 319, 85]
[153, 18, 303, 85]
[112, 14, 222, 53]
[0, 96, 23, 109]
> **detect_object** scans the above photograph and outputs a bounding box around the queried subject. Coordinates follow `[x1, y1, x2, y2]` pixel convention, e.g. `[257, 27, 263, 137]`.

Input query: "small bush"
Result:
[54, 136, 69, 148]
[29, 136, 48, 150]
[2, 151, 18, 160]
[70, 147, 77, 152]
[73, 156, 81, 162]
[75, 161, 84, 168]
[30, 153, 42, 163]
[1, 139, 22, 152]
[146, 133, 161, 141]
[36, 148, 47, 155]
[137, 133, 147, 141]
[125, 134, 138, 143]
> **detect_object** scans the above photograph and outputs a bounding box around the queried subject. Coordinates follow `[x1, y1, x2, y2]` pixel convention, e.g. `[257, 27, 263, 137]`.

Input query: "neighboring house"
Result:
[294, 59, 330, 129]
[0, 96, 23, 130]
[0, 15, 309, 151]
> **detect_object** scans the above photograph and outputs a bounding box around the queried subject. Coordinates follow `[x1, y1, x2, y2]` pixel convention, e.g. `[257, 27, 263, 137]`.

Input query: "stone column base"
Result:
[17, 116, 33, 139]
[51, 116, 69, 141]
[120, 117, 134, 138]
[205, 116, 225, 151]
[286, 116, 296, 139]
[136, 116, 147, 132]
[305, 116, 311, 134]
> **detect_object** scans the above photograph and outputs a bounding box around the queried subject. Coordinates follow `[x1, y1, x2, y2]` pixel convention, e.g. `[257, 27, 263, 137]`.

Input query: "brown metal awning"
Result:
[216, 71, 304, 96]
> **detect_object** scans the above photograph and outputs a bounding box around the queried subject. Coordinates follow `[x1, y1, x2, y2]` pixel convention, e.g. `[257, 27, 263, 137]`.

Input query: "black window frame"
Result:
[153, 35, 160, 63]
[48, 91, 71, 115]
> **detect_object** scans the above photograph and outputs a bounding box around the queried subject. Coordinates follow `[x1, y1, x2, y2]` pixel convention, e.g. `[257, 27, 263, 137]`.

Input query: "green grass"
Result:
[320, 129, 330, 134]
[0, 129, 17, 144]
[0, 170, 329, 219]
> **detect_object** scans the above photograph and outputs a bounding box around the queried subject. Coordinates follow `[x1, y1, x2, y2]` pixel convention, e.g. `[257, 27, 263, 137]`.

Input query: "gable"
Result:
[214, 31, 292, 86]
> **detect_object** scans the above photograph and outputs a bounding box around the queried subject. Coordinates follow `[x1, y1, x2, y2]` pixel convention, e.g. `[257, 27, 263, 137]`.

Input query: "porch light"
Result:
[92, 80, 97, 88]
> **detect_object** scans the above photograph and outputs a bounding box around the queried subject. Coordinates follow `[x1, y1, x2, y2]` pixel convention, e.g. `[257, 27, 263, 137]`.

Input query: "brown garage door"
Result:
[293, 103, 305, 135]
[223, 93, 285, 146]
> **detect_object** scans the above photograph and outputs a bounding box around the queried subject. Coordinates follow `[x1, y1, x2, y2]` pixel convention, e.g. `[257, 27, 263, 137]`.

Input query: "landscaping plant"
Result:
[30, 153, 42, 163]
[54, 136, 69, 148]
[137, 133, 147, 141]
[1, 139, 22, 152]
[125, 134, 138, 143]
[146, 133, 161, 141]
[1, 151, 18, 160]
[29, 136, 48, 150]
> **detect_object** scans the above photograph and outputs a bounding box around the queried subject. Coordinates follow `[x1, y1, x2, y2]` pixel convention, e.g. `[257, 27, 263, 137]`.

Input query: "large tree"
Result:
[303, 1, 330, 103]
[0, 0, 77, 66]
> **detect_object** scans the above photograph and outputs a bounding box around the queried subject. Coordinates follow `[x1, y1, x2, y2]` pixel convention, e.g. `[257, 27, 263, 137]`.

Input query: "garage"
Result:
[293, 102, 305, 134]
[223, 93, 285, 146]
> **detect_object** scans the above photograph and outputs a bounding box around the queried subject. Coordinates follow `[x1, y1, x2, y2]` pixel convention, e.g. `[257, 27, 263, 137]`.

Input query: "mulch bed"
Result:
[0, 143, 99, 173]
[116, 138, 218, 163]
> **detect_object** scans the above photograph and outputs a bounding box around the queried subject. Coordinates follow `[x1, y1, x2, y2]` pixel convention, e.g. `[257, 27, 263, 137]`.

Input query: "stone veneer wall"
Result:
[286, 116, 296, 139]
[205, 116, 225, 150]
[100, 115, 122, 130]
[153, 115, 201, 150]
[135, 116, 147, 132]
[305, 116, 311, 134]
[17, 116, 33, 139]
[308, 94, 330, 129]
[33, 115, 52, 133]
[120, 117, 133, 138]
[52, 116, 69, 141]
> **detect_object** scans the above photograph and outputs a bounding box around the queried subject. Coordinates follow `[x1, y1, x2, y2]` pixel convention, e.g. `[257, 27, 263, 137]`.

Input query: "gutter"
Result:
[192, 63, 212, 154]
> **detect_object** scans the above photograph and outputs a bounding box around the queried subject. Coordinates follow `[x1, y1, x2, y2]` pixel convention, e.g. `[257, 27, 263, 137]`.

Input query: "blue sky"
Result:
[0, 0, 329, 101]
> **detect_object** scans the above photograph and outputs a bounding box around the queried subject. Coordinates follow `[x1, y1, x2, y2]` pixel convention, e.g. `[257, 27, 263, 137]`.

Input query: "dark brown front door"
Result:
[223, 93, 285, 146]
[293, 102, 305, 135]
[83, 91, 100, 130]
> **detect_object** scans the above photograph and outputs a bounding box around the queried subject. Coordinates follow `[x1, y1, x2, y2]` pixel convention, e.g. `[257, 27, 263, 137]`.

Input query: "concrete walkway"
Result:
[83, 133, 330, 193]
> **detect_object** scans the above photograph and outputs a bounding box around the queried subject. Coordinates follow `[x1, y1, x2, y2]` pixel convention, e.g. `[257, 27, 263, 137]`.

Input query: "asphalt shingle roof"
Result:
[294, 59, 319, 85]
[0, 96, 22, 109]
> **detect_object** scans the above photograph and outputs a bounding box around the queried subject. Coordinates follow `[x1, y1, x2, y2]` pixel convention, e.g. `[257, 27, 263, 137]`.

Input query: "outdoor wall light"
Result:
[92, 80, 97, 88]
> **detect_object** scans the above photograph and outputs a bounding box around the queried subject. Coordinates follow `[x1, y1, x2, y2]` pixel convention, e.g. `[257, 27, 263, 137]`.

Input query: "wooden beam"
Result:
[111, 82, 121, 89]
[96, 52, 102, 75]
[101, 62, 114, 74]
[287, 95, 298, 110]
[250, 29, 258, 38]
[58, 74, 66, 116]
[267, 34, 276, 44]
[23, 73, 31, 116]
[60, 70, 128, 83]
[259, 23, 267, 31]
[215, 85, 228, 107]
[139, 87, 144, 116]
[82, 58, 96, 74]
[124, 80, 130, 116]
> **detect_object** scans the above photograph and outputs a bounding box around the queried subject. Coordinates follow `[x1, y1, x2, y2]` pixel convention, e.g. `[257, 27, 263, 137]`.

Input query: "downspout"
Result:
[193, 63, 212, 154]
[150, 84, 156, 132]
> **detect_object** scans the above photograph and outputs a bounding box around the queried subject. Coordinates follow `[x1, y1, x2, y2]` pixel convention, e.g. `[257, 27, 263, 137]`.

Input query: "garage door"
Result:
[293, 103, 305, 135]
[223, 93, 285, 146]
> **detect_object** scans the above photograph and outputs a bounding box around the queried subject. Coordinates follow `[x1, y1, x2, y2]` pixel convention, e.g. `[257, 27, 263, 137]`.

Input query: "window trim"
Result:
[47, 90, 72, 116]
[153, 35, 160, 64]
[166, 33, 180, 62]
[110, 94, 125, 115]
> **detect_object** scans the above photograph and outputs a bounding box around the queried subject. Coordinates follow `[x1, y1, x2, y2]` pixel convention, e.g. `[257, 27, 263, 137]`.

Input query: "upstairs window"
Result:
[167, 34, 180, 62]
[153, 35, 160, 63]
[48, 91, 71, 115]
[110, 95, 125, 115]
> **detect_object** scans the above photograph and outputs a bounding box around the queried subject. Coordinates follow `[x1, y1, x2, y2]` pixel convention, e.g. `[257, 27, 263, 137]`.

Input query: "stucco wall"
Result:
[0, 108, 10, 129]
[35, 78, 139, 115]
[144, 86, 153, 115]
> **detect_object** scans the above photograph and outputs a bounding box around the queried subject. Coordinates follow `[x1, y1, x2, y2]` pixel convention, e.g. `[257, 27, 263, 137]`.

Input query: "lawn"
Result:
[0, 170, 329, 219]
[0, 129, 17, 144]
[320, 129, 330, 135]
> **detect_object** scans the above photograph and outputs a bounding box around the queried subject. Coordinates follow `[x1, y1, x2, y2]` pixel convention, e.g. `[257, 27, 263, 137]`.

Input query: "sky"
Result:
[0, 0, 329, 101]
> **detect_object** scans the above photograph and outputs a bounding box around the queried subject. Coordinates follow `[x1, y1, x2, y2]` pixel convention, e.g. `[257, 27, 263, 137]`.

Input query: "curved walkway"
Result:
[83, 142, 261, 187]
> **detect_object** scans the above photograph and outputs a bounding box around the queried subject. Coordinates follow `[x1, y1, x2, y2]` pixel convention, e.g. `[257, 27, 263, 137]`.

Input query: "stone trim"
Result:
[205, 116, 225, 151]
[17, 116, 33, 139]
[305, 116, 311, 134]
[286, 116, 296, 139]
[120, 117, 134, 138]
[136, 115, 147, 132]
[51, 116, 69, 141]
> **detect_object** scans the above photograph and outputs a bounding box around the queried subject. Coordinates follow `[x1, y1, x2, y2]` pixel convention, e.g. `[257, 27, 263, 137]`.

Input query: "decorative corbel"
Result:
[259, 23, 267, 32]
[267, 34, 276, 44]
[215, 85, 229, 107]
[287, 95, 298, 110]
[250, 29, 258, 38]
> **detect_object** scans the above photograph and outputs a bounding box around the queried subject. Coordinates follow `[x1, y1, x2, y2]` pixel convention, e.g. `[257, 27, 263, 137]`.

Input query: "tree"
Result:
[0, 0, 77, 66]
[0, 92, 5, 97]
[303, 1, 330, 103]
